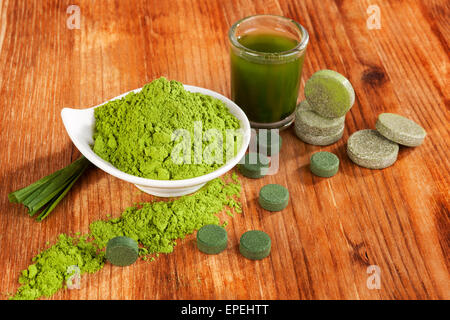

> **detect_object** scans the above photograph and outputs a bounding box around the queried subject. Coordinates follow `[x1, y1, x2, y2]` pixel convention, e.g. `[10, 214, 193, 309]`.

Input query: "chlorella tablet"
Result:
[106, 236, 139, 267]
[239, 230, 271, 260]
[295, 100, 345, 136]
[257, 130, 282, 156]
[310, 152, 339, 177]
[196, 224, 228, 255]
[258, 184, 289, 212]
[375, 113, 426, 147]
[238, 153, 270, 179]
[347, 129, 399, 169]
[304, 69, 355, 118]
[295, 125, 344, 146]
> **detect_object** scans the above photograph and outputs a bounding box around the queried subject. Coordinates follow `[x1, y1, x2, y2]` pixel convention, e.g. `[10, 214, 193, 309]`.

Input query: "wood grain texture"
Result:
[0, 0, 448, 300]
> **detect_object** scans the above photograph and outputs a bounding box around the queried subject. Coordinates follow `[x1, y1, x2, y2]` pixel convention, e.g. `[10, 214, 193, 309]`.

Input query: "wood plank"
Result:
[0, 0, 448, 300]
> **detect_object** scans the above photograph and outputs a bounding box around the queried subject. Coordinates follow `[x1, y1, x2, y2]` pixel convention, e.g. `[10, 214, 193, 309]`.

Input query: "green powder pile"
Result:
[12, 234, 104, 300]
[90, 174, 241, 255]
[11, 175, 241, 300]
[92, 77, 241, 180]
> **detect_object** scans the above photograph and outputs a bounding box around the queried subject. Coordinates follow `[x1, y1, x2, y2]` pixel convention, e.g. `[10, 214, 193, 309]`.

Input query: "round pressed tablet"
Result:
[238, 152, 270, 179]
[196, 224, 228, 255]
[106, 236, 139, 267]
[304, 69, 355, 118]
[295, 100, 346, 136]
[375, 113, 426, 147]
[347, 129, 399, 169]
[310, 152, 340, 177]
[258, 184, 289, 212]
[257, 130, 282, 156]
[239, 230, 271, 260]
[295, 125, 344, 146]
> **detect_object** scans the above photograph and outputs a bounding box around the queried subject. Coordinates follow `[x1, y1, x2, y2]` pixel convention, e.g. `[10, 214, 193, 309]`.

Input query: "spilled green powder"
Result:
[11, 176, 241, 300]
[12, 234, 104, 300]
[92, 77, 241, 180]
[89, 176, 241, 255]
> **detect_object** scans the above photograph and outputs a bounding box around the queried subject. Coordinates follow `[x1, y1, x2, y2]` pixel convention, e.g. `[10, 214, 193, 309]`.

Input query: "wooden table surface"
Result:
[0, 0, 448, 300]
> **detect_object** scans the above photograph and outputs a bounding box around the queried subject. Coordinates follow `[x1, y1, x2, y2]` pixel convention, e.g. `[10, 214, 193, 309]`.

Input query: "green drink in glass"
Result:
[229, 15, 309, 129]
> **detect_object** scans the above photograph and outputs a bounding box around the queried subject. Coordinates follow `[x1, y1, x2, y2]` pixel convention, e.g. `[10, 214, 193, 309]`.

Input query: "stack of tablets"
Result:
[295, 69, 355, 146]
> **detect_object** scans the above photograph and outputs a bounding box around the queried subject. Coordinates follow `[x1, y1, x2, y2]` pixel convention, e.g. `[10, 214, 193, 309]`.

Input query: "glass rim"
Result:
[228, 14, 309, 58]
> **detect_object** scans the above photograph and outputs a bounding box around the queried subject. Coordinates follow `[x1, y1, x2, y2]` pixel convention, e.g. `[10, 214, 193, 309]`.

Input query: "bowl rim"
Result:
[61, 84, 251, 189]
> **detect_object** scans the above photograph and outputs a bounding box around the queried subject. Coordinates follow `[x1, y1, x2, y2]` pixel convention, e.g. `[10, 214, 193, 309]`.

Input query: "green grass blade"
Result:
[8, 169, 63, 203]
[36, 165, 87, 221]
[25, 157, 88, 212]
[27, 175, 76, 216]
[9, 156, 91, 219]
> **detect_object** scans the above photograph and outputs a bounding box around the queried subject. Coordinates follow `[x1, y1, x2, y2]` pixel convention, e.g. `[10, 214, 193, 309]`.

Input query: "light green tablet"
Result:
[347, 129, 399, 169]
[295, 100, 345, 136]
[304, 69, 355, 118]
[375, 113, 426, 147]
[295, 125, 344, 146]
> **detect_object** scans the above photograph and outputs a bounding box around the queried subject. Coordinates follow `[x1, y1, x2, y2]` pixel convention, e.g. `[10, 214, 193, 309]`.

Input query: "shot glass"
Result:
[229, 15, 309, 129]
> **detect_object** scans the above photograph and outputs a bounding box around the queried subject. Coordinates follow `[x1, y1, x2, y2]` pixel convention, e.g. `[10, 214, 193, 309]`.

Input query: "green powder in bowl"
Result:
[92, 77, 242, 180]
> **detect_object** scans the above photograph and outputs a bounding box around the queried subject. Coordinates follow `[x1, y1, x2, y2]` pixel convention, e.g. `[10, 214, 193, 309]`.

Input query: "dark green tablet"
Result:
[258, 184, 289, 212]
[239, 230, 271, 260]
[238, 153, 270, 179]
[106, 236, 139, 267]
[196, 224, 228, 255]
[257, 130, 282, 156]
[310, 151, 340, 177]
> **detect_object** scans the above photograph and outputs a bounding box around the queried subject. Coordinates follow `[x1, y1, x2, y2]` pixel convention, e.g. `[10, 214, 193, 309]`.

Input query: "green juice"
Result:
[231, 33, 305, 125]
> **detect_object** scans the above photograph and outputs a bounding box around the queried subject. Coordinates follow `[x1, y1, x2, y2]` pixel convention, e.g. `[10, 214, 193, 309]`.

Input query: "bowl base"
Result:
[134, 183, 206, 197]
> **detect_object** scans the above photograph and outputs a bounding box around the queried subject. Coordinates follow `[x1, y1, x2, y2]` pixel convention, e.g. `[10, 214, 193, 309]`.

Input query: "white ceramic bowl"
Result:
[61, 85, 251, 197]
